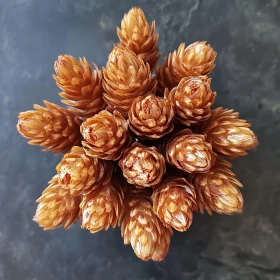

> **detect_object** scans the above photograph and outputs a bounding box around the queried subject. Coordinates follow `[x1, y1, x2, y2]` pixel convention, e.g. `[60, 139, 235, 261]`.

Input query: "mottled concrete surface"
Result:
[0, 0, 280, 279]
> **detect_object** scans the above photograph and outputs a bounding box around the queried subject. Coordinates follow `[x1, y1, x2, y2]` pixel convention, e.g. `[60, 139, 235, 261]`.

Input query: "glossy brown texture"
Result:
[102, 46, 157, 117]
[80, 179, 124, 233]
[152, 177, 197, 232]
[199, 107, 259, 157]
[156, 41, 217, 94]
[166, 129, 216, 173]
[33, 175, 81, 230]
[119, 188, 172, 261]
[117, 7, 160, 71]
[17, 100, 81, 153]
[152, 224, 173, 261]
[119, 143, 166, 188]
[56, 146, 112, 196]
[192, 159, 244, 214]
[53, 55, 106, 118]
[80, 110, 132, 160]
[164, 76, 216, 126]
[128, 93, 174, 139]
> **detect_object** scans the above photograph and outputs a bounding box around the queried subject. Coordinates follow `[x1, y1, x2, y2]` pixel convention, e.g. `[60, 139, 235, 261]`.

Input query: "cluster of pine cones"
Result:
[17, 8, 258, 261]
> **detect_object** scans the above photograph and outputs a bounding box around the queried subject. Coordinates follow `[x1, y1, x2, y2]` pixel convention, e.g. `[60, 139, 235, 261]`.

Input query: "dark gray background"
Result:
[1, 0, 280, 279]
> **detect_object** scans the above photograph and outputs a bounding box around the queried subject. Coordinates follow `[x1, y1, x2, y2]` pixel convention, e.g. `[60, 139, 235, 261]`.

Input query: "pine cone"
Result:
[119, 143, 166, 188]
[157, 42, 216, 94]
[33, 175, 81, 230]
[152, 177, 197, 232]
[17, 100, 81, 153]
[117, 7, 160, 71]
[56, 146, 112, 196]
[164, 76, 216, 126]
[128, 93, 174, 139]
[119, 189, 171, 261]
[166, 129, 216, 173]
[191, 159, 243, 214]
[80, 179, 124, 233]
[81, 110, 132, 160]
[53, 55, 106, 118]
[199, 107, 258, 157]
[102, 46, 157, 117]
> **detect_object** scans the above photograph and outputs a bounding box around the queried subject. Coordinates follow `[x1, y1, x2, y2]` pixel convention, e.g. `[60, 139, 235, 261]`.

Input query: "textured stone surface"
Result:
[0, 0, 280, 279]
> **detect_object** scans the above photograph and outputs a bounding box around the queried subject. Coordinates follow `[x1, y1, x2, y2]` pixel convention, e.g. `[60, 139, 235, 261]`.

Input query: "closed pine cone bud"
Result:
[119, 143, 166, 188]
[199, 107, 258, 157]
[164, 76, 216, 126]
[102, 46, 157, 117]
[116, 7, 160, 71]
[192, 159, 243, 214]
[56, 146, 112, 196]
[33, 175, 81, 230]
[152, 224, 173, 261]
[81, 110, 132, 160]
[17, 100, 81, 153]
[53, 55, 106, 118]
[152, 177, 197, 232]
[166, 129, 216, 173]
[119, 189, 171, 261]
[128, 93, 174, 139]
[80, 179, 124, 233]
[157, 42, 216, 94]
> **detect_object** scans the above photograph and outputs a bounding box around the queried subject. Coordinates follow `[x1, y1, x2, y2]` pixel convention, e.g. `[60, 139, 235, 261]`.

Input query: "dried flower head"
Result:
[117, 7, 160, 70]
[53, 55, 106, 118]
[102, 46, 157, 117]
[119, 188, 171, 261]
[34, 175, 81, 230]
[199, 107, 258, 157]
[56, 146, 112, 196]
[164, 76, 216, 126]
[129, 93, 174, 139]
[157, 41, 216, 94]
[81, 110, 132, 160]
[166, 129, 216, 173]
[80, 179, 124, 233]
[192, 159, 243, 214]
[119, 143, 166, 188]
[17, 100, 81, 153]
[152, 177, 197, 231]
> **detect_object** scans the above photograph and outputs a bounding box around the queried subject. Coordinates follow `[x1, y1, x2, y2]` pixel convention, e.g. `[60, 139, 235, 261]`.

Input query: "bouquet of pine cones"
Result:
[17, 7, 258, 261]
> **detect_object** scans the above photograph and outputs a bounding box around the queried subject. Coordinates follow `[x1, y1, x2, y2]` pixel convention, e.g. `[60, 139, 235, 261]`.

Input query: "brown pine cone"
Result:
[81, 110, 132, 160]
[53, 55, 106, 118]
[166, 129, 216, 173]
[128, 93, 174, 139]
[33, 175, 81, 230]
[199, 107, 258, 157]
[152, 177, 197, 232]
[80, 179, 124, 233]
[164, 76, 216, 126]
[119, 188, 171, 261]
[156, 42, 217, 94]
[119, 143, 166, 188]
[116, 7, 160, 71]
[56, 146, 112, 196]
[17, 100, 81, 153]
[191, 159, 243, 214]
[102, 46, 157, 117]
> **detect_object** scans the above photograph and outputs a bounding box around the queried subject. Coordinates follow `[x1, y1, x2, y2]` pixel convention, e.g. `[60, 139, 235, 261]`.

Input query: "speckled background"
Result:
[0, 0, 280, 279]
